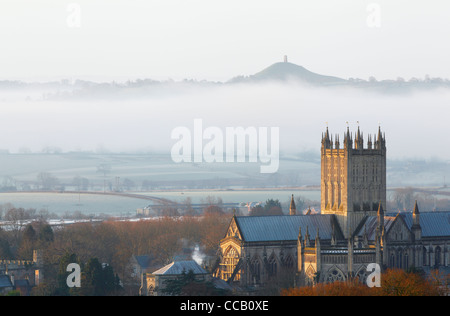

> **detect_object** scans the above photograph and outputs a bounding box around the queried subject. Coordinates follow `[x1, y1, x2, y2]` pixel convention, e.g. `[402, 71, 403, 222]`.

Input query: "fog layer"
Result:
[0, 81, 449, 160]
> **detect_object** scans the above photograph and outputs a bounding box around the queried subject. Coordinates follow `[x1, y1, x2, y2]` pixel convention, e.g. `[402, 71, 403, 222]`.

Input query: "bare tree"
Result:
[37, 172, 59, 190]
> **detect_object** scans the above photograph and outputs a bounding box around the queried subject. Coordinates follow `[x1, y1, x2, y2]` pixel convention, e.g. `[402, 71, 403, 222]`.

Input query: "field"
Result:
[0, 152, 449, 217]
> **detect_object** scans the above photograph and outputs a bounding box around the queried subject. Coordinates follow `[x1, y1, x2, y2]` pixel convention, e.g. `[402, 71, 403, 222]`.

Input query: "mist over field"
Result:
[0, 2, 449, 300]
[1, 78, 450, 162]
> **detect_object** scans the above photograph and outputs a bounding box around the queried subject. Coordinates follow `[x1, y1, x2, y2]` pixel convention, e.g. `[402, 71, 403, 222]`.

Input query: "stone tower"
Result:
[321, 125, 386, 237]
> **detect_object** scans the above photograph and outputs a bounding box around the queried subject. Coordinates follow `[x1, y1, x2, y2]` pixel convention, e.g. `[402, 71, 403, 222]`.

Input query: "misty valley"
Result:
[0, 151, 449, 219]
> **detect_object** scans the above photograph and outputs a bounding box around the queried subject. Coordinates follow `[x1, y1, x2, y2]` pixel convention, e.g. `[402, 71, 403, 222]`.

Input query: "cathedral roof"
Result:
[357, 211, 450, 239]
[397, 211, 450, 237]
[234, 214, 339, 242]
[355, 215, 395, 241]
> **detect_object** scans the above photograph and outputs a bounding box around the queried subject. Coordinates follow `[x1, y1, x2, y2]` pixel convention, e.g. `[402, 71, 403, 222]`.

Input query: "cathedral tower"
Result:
[321, 125, 386, 237]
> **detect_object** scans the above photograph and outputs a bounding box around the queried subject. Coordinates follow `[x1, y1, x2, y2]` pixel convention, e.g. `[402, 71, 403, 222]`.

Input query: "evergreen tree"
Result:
[160, 270, 229, 296]
[56, 253, 80, 296]
[39, 224, 54, 243]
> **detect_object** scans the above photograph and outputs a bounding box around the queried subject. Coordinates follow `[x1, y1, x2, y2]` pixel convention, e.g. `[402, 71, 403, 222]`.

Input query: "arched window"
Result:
[148, 285, 154, 296]
[284, 255, 295, 269]
[326, 268, 345, 283]
[435, 246, 441, 268]
[356, 266, 368, 285]
[396, 250, 402, 269]
[268, 255, 277, 277]
[221, 246, 240, 281]
[403, 252, 409, 270]
[250, 257, 261, 284]
[423, 247, 428, 266]
[305, 266, 316, 285]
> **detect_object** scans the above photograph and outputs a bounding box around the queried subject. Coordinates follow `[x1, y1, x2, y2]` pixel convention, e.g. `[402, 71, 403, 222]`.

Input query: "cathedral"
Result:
[214, 126, 450, 288]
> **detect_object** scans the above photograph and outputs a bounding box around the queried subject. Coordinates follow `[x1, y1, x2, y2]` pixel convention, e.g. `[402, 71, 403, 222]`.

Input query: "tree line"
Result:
[282, 269, 449, 296]
[0, 212, 232, 296]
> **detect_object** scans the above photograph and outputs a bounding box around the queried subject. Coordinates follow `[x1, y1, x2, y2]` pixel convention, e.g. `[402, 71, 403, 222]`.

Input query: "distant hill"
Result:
[2, 60, 449, 101]
[229, 62, 348, 85]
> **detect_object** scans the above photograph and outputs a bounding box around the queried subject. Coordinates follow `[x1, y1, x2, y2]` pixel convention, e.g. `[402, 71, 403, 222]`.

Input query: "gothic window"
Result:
[355, 267, 368, 285]
[221, 246, 240, 281]
[268, 255, 278, 276]
[227, 222, 239, 238]
[390, 253, 395, 268]
[435, 246, 441, 268]
[306, 266, 316, 285]
[326, 268, 345, 283]
[250, 257, 261, 284]
[423, 247, 428, 266]
[396, 250, 402, 269]
[403, 252, 409, 269]
[284, 255, 295, 269]
[148, 285, 154, 296]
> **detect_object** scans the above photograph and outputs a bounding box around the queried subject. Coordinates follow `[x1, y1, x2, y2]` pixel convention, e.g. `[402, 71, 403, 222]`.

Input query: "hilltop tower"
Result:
[320, 125, 386, 237]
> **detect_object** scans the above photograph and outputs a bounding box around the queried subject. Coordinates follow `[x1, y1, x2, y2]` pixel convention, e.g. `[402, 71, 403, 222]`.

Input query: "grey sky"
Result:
[1, 0, 450, 82]
[0, 1, 450, 160]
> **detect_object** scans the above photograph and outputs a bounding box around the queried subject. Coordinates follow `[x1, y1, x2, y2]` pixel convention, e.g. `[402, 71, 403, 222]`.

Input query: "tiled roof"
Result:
[397, 211, 450, 237]
[135, 255, 152, 269]
[357, 211, 450, 239]
[0, 275, 13, 288]
[152, 260, 208, 276]
[356, 215, 396, 240]
[235, 214, 338, 242]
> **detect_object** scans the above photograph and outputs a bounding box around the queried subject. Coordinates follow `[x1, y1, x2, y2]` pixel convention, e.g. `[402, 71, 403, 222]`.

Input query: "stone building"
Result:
[140, 259, 232, 296]
[0, 250, 44, 295]
[214, 126, 450, 289]
[321, 125, 386, 238]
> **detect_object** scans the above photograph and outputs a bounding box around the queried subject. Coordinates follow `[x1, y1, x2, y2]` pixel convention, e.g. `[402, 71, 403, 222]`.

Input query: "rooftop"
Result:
[234, 214, 341, 242]
[152, 260, 208, 276]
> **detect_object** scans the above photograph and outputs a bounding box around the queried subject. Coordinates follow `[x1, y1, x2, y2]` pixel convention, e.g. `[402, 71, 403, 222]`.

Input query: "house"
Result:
[140, 259, 232, 296]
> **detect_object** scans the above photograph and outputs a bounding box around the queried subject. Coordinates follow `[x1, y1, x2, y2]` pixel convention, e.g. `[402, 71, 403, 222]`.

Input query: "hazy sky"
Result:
[1, 0, 450, 82]
[1, 83, 450, 160]
[1, 1, 450, 161]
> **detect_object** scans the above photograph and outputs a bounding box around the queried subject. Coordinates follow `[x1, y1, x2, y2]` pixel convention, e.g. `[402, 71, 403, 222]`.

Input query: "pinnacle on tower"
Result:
[290, 194, 297, 216]
[377, 201, 384, 216]
[412, 200, 421, 227]
[315, 228, 321, 249]
[377, 202, 385, 230]
[304, 226, 311, 247]
[412, 200, 422, 240]
[335, 134, 340, 149]
[413, 200, 420, 215]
